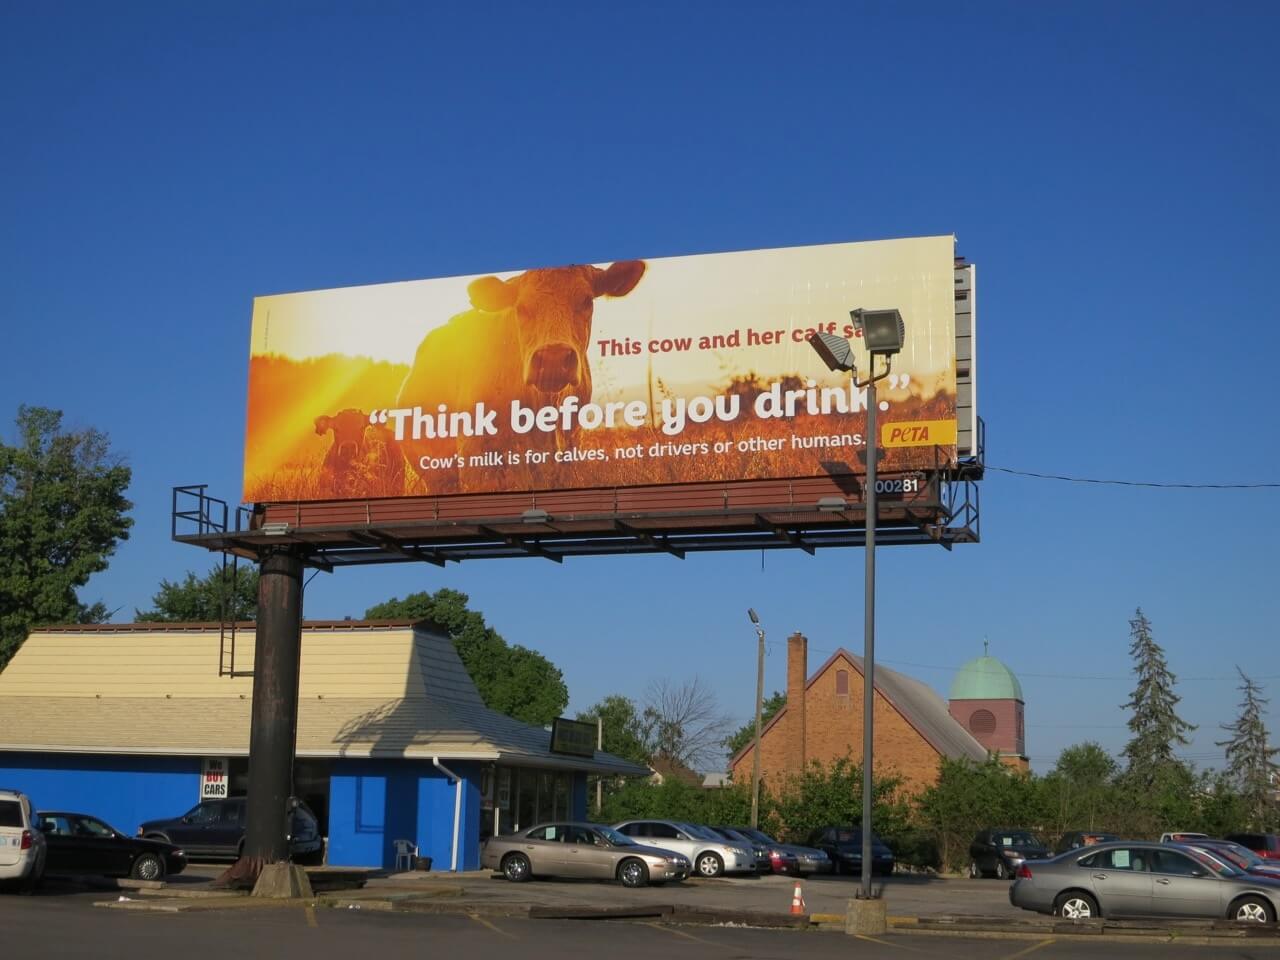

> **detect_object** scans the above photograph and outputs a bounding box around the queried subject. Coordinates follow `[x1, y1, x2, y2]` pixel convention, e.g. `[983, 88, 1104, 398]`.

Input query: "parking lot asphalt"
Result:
[4, 889, 1280, 960]
[367, 867, 1031, 920]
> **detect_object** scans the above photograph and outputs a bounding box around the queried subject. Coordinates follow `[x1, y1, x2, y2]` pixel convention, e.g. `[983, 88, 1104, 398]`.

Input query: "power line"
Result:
[986, 465, 1280, 490]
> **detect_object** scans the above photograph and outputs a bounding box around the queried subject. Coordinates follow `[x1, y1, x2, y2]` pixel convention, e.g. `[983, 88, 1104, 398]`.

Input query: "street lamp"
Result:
[747, 608, 766, 829]
[808, 307, 904, 904]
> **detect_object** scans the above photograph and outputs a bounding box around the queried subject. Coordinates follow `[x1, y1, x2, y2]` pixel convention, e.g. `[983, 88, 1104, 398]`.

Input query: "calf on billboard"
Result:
[243, 236, 959, 502]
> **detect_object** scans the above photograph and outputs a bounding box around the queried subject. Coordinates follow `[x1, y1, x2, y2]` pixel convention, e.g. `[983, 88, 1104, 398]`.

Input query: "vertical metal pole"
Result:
[244, 549, 304, 865]
[750, 624, 765, 829]
[596, 717, 603, 815]
[862, 368, 878, 901]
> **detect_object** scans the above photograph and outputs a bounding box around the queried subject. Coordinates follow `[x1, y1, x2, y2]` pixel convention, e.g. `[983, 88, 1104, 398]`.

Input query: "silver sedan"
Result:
[1010, 841, 1280, 923]
[482, 822, 690, 888]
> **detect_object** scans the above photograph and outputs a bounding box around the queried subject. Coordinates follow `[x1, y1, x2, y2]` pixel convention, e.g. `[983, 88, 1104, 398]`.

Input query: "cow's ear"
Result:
[468, 275, 518, 312]
[593, 260, 646, 298]
[314, 416, 332, 436]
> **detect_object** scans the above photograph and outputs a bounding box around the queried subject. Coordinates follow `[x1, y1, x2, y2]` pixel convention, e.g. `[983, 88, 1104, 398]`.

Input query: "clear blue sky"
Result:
[3, 1, 1277, 772]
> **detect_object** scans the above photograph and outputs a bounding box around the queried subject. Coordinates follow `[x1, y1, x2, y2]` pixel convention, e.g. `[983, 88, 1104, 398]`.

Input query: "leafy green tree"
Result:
[1120, 608, 1195, 790]
[771, 756, 913, 847]
[1040, 741, 1119, 835]
[0, 406, 132, 670]
[597, 772, 759, 830]
[1215, 668, 1279, 830]
[576, 695, 651, 767]
[916, 757, 1042, 872]
[135, 564, 259, 622]
[723, 690, 787, 757]
[364, 588, 567, 725]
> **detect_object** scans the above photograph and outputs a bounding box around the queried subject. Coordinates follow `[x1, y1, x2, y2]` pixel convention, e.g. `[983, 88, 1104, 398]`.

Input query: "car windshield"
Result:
[596, 826, 634, 846]
[745, 829, 774, 844]
[996, 832, 1039, 847]
[682, 824, 721, 841]
[1201, 845, 1256, 870]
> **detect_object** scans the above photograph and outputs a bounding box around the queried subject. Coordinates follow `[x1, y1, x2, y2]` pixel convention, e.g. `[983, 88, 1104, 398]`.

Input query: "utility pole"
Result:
[748, 609, 765, 829]
[596, 716, 603, 815]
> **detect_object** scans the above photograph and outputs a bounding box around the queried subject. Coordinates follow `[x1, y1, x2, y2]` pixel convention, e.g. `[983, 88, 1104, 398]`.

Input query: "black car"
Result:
[807, 826, 895, 877]
[38, 811, 186, 880]
[137, 797, 323, 863]
[969, 828, 1052, 879]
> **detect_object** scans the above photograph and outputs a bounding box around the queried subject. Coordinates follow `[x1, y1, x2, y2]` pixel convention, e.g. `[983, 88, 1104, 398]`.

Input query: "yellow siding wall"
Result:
[0, 628, 420, 700]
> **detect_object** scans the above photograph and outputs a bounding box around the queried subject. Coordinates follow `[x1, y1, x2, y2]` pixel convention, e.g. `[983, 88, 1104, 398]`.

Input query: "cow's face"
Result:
[468, 261, 645, 396]
[314, 409, 369, 464]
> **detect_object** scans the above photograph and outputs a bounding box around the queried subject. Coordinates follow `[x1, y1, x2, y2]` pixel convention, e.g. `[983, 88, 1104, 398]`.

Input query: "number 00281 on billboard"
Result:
[242, 235, 958, 503]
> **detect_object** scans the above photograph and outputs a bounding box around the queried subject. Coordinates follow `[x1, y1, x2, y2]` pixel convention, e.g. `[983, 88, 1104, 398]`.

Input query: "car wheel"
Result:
[1229, 895, 1274, 924]
[995, 859, 1008, 880]
[131, 853, 165, 881]
[1054, 891, 1100, 920]
[501, 853, 531, 883]
[18, 856, 44, 895]
[968, 861, 981, 879]
[696, 852, 724, 878]
[617, 858, 649, 889]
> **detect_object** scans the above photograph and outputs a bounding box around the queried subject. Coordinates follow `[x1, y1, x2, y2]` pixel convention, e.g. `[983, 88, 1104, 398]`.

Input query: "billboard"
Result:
[243, 236, 959, 503]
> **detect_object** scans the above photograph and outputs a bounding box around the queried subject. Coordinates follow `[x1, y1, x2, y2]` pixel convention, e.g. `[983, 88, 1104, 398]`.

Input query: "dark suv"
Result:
[138, 797, 322, 863]
[968, 828, 1051, 879]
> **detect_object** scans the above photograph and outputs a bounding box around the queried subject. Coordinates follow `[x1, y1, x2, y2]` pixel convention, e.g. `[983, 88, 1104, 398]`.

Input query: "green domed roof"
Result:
[949, 654, 1023, 701]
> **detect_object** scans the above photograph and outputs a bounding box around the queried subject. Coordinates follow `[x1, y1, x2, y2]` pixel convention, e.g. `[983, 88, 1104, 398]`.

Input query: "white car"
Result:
[613, 818, 755, 877]
[0, 788, 46, 891]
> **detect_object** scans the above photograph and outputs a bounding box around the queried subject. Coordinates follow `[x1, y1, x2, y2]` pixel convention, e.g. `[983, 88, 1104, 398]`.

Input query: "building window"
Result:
[836, 669, 849, 696]
[968, 709, 997, 736]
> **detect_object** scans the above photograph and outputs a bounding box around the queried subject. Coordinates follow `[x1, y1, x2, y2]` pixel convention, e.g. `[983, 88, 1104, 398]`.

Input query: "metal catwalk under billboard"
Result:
[243, 235, 958, 503]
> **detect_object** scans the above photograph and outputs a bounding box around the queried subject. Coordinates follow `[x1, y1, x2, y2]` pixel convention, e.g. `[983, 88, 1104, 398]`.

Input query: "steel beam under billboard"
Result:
[243, 236, 966, 505]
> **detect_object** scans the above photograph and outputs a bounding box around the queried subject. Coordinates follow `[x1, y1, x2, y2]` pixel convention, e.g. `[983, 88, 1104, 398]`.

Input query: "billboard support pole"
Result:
[227, 548, 304, 889]
[861, 368, 879, 903]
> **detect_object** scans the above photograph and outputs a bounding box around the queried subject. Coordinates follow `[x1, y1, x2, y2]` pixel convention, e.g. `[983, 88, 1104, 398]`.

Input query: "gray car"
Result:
[1010, 841, 1280, 923]
[481, 821, 690, 888]
[614, 819, 755, 877]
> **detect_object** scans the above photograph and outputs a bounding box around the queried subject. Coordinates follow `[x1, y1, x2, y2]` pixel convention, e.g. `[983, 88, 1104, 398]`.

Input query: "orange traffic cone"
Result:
[790, 881, 806, 915]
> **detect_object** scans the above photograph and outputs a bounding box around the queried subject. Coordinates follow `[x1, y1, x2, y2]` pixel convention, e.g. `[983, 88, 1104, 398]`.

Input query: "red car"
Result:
[1226, 833, 1280, 861]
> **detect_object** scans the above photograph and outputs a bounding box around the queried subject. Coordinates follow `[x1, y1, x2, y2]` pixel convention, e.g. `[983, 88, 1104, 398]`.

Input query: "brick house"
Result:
[729, 633, 1026, 796]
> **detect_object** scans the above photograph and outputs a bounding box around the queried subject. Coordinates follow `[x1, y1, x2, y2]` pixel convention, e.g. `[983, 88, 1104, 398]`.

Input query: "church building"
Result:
[728, 633, 1028, 796]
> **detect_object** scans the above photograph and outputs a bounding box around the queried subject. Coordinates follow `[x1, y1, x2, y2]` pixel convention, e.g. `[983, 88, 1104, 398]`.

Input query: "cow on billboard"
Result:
[394, 261, 646, 492]
[314, 408, 403, 498]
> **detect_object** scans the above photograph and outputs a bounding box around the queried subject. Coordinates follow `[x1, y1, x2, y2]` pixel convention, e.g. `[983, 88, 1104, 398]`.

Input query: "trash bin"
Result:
[413, 855, 433, 872]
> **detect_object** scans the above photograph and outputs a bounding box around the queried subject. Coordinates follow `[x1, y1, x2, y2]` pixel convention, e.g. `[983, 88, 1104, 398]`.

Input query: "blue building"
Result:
[0, 621, 644, 870]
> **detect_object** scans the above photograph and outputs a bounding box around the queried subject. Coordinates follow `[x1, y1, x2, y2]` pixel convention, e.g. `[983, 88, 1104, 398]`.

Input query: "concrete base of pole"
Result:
[251, 862, 314, 899]
[844, 897, 887, 936]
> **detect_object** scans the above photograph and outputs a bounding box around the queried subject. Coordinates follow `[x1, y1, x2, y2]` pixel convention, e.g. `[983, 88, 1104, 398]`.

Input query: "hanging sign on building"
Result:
[549, 718, 597, 758]
[200, 757, 230, 800]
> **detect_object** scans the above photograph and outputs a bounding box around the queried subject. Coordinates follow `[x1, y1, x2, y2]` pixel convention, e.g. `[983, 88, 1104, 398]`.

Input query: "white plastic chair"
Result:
[393, 838, 417, 872]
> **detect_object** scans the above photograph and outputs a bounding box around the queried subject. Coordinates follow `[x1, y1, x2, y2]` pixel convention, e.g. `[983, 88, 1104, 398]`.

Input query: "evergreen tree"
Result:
[1120, 608, 1195, 787]
[1215, 667, 1279, 830]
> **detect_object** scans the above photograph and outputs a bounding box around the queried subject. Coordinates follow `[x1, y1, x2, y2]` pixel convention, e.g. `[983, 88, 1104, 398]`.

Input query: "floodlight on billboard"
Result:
[242, 236, 968, 504]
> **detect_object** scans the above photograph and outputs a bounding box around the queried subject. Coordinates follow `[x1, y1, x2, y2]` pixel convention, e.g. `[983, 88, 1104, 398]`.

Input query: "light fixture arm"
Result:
[852, 354, 894, 391]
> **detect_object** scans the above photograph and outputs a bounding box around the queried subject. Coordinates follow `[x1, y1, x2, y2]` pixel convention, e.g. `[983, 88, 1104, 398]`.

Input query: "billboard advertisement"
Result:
[243, 236, 958, 503]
